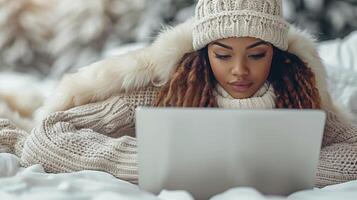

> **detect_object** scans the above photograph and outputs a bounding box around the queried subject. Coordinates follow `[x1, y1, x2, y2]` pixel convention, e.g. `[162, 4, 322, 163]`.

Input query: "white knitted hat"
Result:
[192, 0, 290, 51]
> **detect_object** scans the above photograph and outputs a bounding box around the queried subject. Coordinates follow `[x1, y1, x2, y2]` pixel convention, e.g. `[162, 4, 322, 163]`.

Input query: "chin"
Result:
[230, 91, 254, 99]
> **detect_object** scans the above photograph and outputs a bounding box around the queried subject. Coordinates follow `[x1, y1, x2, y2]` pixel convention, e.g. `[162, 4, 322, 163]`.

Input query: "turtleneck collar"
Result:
[214, 82, 276, 109]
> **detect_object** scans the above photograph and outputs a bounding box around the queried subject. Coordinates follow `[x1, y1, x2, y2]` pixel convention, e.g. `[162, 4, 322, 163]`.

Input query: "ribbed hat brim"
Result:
[193, 12, 289, 50]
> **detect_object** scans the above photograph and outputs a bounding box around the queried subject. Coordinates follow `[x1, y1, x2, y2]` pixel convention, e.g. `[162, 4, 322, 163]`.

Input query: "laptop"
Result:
[135, 108, 326, 199]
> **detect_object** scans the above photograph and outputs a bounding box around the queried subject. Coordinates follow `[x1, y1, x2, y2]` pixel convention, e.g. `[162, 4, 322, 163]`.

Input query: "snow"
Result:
[1, 153, 357, 200]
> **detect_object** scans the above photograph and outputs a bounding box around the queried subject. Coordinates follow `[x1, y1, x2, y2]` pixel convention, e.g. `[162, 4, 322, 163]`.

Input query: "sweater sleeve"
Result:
[20, 86, 159, 184]
[0, 118, 28, 157]
[316, 111, 357, 188]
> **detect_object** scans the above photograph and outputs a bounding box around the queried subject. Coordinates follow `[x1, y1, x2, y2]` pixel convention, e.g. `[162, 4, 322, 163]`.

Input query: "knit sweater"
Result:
[0, 85, 357, 188]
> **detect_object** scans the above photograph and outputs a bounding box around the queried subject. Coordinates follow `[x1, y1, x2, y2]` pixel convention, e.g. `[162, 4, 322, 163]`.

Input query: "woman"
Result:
[1, 0, 356, 188]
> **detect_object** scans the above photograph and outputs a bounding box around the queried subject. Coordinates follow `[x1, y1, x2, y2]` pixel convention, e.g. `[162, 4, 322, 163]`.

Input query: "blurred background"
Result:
[0, 0, 357, 128]
[1, 0, 357, 77]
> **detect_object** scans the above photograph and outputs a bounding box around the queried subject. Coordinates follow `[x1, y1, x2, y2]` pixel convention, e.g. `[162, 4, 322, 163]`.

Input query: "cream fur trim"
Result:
[37, 18, 340, 121]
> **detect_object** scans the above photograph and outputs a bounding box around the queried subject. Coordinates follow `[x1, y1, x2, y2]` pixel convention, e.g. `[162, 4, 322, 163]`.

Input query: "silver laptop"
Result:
[136, 108, 326, 199]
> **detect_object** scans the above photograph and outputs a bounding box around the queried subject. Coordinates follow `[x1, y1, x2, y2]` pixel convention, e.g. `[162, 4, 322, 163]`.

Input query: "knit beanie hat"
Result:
[192, 0, 290, 51]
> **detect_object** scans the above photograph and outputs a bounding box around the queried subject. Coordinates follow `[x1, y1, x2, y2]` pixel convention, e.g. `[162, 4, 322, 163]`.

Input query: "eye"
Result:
[215, 53, 231, 60]
[248, 53, 266, 60]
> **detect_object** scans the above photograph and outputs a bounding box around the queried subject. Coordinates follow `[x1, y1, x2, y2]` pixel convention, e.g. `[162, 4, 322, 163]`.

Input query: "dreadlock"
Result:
[268, 47, 321, 109]
[155, 47, 217, 107]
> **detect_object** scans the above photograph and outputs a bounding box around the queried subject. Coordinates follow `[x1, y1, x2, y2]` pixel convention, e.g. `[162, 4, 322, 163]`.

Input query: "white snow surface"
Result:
[0, 153, 357, 200]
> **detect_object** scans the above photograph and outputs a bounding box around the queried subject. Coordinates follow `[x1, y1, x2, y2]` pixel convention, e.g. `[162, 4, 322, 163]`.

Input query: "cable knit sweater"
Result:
[1, 85, 357, 188]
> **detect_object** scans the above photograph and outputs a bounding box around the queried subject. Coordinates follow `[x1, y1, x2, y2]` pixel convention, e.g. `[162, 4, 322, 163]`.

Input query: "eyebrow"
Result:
[246, 41, 269, 49]
[212, 40, 269, 50]
[212, 42, 233, 50]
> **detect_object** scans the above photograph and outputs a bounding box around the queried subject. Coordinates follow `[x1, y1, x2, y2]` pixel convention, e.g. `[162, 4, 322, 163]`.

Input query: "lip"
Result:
[228, 81, 253, 93]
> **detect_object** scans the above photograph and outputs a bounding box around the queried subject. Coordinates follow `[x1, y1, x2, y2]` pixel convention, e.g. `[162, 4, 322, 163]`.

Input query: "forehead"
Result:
[211, 37, 267, 49]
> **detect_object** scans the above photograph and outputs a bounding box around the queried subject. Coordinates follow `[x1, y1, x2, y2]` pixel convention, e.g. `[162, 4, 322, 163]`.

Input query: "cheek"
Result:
[208, 55, 228, 81]
[250, 57, 272, 81]
[210, 60, 229, 82]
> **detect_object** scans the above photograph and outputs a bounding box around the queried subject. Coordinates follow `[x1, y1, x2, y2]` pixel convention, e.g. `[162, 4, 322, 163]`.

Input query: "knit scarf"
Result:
[214, 82, 276, 109]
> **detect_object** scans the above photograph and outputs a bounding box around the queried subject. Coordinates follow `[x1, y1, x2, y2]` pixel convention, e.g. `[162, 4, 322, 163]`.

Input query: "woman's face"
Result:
[207, 37, 274, 99]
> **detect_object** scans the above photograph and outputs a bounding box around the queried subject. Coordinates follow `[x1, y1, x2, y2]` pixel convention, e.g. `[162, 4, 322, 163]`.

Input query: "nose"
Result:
[231, 59, 249, 77]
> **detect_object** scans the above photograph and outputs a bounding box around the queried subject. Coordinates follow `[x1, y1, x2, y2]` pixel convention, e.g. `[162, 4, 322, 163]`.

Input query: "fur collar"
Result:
[121, 18, 336, 111]
[38, 18, 341, 120]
